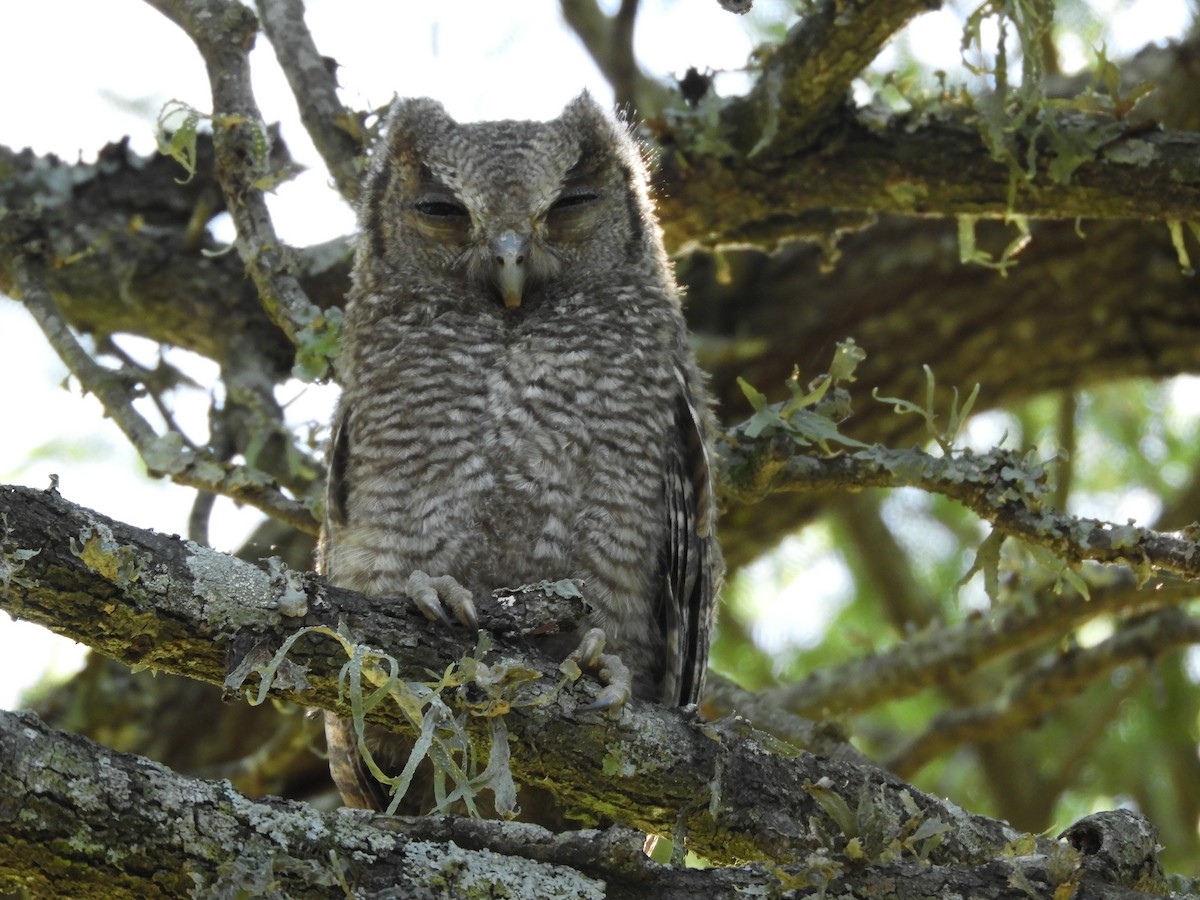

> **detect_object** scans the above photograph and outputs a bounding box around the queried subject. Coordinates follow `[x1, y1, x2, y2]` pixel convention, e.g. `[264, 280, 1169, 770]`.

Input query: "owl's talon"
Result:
[405, 571, 478, 628]
[568, 628, 632, 712]
[577, 653, 632, 711]
[571, 626, 607, 670]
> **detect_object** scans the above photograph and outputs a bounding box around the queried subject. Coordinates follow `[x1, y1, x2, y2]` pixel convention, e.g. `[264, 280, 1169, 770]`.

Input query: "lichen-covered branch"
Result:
[723, 439, 1200, 582]
[0, 484, 1176, 894]
[656, 116, 1200, 250]
[5, 712, 1170, 899]
[0, 708, 612, 899]
[143, 0, 337, 376]
[0, 483, 1053, 867]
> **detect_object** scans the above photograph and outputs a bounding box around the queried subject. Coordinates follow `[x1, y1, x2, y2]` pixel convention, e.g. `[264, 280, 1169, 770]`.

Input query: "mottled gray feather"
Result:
[321, 92, 722, 816]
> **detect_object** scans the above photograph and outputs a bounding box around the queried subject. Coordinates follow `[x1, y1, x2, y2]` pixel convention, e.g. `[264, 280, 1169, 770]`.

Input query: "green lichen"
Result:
[185, 543, 275, 631]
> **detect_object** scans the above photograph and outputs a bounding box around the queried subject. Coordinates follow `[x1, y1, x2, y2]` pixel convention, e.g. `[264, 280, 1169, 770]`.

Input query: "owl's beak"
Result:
[491, 230, 529, 309]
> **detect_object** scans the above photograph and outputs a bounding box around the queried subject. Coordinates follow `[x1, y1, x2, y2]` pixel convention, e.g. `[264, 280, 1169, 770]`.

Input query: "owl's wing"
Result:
[325, 404, 352, 536]
[660, 366, 722, 707]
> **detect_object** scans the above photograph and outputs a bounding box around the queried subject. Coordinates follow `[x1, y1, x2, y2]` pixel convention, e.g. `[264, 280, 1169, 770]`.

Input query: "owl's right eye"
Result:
[415, 198, 468, 218]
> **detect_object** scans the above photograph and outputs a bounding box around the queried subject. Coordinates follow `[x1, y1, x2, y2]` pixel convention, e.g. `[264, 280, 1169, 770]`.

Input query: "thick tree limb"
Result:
[0, 483, 1018, 866]
[3, 710, 1168, 898]
[656, 116, 1200, 248]
[0, 484, 1174, 895]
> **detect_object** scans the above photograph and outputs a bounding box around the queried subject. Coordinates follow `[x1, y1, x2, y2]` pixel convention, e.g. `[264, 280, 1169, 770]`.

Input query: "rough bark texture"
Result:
[0, 485, 1171, 896]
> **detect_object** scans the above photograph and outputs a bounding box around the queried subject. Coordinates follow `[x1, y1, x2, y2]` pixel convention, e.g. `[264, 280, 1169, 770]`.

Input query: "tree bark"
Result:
[0, 484, 1171, 896]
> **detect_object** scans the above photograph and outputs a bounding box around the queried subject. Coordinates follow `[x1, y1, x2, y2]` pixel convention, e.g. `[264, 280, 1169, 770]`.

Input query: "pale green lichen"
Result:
[0, 514, 40, 590]
[68, 519, 154, 589]
[403, 839, 604, 900]
[185, 542, 275, 631]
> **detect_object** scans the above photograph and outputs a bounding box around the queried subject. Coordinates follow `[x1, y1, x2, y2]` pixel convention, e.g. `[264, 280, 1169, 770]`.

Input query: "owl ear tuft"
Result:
[384, 97, 455, 145]
[558, 91, 641, 169]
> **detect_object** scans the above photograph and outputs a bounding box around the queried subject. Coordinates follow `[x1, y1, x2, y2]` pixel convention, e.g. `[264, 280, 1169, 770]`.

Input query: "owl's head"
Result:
[357, 93, 665, 310]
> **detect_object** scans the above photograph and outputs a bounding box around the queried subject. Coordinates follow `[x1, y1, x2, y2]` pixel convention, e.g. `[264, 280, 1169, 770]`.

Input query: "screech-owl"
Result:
[321, 92, 722, 815]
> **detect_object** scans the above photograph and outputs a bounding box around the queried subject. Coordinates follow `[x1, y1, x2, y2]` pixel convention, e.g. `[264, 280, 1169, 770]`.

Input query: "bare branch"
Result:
[13, 258, 318, 535]
[559, 0, 670, 116]
[770, 568, 1192, 718]
[255, 0, 364, 202]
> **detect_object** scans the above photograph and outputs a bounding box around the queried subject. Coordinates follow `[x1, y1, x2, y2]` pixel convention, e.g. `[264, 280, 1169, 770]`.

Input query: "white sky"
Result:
[1, 0, 1194, 707]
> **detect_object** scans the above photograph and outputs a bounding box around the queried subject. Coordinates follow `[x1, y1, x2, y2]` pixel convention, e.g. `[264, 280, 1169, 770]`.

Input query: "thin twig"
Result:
[14, 255, 318, 536]
[255, 0, 363, 202]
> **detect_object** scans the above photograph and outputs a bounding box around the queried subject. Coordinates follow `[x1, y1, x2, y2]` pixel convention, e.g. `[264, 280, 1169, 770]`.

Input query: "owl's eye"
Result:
[415, 198, 468, 218]
[550, 189, 600, 211]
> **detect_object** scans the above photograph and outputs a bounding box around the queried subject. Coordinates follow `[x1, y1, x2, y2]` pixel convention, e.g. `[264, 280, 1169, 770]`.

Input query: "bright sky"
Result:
[1, 0, 1194, 707]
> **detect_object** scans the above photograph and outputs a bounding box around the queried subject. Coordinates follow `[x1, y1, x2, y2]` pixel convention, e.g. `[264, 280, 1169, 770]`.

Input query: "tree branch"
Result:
[723, 440, 1200, 582]
[5, 710, 1168, 898]
[143, 0, 336, 376]
[0, 483, 1050, 867]
[769, 567, 1193, 719]
[723, 0, 943, 157]
[11, 257, 318, 535]
[656, 116, 1200, 250]
[559, 0, 669, 116]
[255, 0, 364, 202]
[888, 606, 1200, 778]
[0, 483, 1174, 895]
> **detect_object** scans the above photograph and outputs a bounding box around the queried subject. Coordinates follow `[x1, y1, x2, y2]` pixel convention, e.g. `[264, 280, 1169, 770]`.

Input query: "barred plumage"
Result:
[321, 93, 722, 817]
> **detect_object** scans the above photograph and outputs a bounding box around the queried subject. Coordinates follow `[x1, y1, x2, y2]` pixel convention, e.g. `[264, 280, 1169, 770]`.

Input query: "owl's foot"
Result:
[567, 627, 632, 711]
[405, 571, 478, 628]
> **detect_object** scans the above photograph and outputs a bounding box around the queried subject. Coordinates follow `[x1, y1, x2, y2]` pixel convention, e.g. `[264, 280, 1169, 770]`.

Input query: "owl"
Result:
[321, 93, 722, 816]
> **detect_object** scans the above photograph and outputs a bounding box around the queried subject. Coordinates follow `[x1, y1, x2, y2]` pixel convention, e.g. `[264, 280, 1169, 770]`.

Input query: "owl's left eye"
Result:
[415, 199, 468, 218]
[550, 189, 599, 211]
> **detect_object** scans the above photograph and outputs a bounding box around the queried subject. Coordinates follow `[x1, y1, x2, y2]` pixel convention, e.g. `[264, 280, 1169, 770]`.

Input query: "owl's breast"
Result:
[340, 305, 671, 603]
